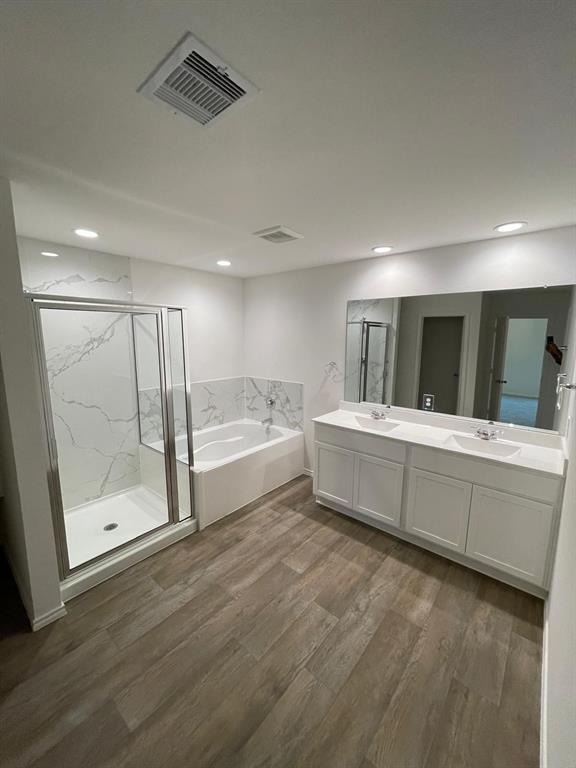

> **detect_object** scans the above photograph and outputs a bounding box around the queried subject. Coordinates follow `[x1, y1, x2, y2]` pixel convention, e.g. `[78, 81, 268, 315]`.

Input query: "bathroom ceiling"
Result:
[0, 0, 574, 277]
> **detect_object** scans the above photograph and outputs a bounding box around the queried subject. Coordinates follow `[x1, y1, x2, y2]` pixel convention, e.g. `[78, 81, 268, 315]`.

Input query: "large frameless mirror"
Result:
[345, 285, 575, 431]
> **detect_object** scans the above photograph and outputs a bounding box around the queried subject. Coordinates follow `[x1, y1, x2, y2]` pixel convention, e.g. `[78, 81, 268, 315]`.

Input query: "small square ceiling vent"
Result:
[253, 226, 304, 244]
[139, 32, 258, 126]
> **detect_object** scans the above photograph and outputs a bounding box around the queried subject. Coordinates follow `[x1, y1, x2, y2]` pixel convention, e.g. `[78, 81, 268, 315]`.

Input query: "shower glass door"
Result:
[360, 321, 389, 403]
[34, 301, 178, 573]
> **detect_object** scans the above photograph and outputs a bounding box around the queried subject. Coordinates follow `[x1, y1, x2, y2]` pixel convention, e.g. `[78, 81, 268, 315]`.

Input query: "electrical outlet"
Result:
[422, 393, 435, 411]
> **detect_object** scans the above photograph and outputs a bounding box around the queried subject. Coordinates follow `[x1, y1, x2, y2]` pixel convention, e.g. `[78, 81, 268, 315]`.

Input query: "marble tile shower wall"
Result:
[19, 241, 141, 509]
[19, 238, 132, 301]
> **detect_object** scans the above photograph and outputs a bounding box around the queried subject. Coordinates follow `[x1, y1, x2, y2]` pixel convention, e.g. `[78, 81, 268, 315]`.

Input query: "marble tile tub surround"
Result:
[191, 376, 303, 432]
[191, 376, 245, 431]
[245, 377, 304, 431]
[138, 376, 304, 443]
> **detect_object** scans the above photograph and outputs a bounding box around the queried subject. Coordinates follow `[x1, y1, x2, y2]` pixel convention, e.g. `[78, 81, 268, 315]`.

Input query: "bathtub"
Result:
[142, 419, 304, 527]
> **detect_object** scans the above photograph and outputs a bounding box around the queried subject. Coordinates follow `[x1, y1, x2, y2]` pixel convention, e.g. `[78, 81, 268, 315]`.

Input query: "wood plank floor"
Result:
[0, 476, 543, 768]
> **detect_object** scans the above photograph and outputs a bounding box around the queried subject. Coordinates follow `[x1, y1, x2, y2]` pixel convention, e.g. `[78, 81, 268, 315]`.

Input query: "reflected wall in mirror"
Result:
[345, 285, 575, 431]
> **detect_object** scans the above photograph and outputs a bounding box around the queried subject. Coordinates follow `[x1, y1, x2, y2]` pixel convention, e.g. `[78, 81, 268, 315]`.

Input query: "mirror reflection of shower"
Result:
[344, 299, 400, 405]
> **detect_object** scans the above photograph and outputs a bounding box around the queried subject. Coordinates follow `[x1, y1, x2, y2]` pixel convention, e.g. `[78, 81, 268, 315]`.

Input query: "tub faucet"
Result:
[262, 417, 273, 428]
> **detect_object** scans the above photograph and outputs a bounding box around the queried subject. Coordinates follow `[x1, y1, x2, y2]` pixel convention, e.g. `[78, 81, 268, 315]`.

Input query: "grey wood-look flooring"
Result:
[0, 476, 543, 768]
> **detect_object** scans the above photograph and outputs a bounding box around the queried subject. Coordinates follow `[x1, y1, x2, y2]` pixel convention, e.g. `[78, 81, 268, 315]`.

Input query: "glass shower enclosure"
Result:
[28, 295, 194, 576]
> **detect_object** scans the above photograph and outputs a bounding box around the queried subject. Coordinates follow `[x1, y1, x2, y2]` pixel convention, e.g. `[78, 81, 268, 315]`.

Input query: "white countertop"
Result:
[313, 409, 567, 477]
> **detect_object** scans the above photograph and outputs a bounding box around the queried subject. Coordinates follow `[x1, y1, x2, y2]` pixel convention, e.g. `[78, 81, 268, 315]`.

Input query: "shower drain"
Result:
[103, 523, 118, 532]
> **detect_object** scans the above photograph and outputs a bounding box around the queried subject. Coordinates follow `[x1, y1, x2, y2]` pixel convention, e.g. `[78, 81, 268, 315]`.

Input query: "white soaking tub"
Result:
[144, 419, 304, 527]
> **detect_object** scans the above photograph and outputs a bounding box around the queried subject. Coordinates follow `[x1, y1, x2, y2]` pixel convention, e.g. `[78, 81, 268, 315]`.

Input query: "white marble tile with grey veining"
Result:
[269, 379, 304, 430]
[42, 309, 141, 509]
[19, 236, 132, 301]
[190, 377, 245, 430]
[246, 376, 303, 431]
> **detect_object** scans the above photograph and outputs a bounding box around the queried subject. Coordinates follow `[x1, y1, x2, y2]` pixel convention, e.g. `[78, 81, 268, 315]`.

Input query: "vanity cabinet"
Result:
[405, 468, 471, 553]
[314, 444, 403, 526]
[354, 454, 404, 527]
[314, 443, 356, 507]
[466, 486, 554, 585]
[313, 417, 564, 594]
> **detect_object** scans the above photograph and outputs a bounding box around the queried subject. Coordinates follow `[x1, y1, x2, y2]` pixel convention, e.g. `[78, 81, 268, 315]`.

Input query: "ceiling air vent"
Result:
[139, 32, 258, 126]
[253, 226, 304, 244]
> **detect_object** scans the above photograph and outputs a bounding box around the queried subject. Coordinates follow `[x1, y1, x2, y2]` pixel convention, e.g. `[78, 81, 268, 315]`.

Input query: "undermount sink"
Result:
[354, 415, 400, 433]
[445, 434, 521, 458]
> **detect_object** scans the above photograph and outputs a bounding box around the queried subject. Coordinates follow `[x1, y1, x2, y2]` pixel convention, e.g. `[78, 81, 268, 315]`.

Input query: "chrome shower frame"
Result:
[27, 293, 196, 579]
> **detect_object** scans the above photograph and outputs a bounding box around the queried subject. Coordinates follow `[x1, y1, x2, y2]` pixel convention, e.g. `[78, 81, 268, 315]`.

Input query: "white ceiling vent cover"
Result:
[139, 32, 258, 126]
[253, 226, 304, 244]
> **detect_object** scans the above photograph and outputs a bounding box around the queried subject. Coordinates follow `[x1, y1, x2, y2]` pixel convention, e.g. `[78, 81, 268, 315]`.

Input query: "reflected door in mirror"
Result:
[417, 316, 464, 415]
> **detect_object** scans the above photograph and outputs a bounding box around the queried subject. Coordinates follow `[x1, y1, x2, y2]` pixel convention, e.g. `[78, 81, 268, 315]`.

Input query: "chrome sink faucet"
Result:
[473, 423, 503, 441]
[370, 407, 390, 420]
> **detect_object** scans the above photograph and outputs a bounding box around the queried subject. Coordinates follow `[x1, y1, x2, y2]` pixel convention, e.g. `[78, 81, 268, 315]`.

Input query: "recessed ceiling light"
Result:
[41, 251, 59, 258]
[217, 260, 231, 267]
[74, 228, 99, 239]
[372, 245, 393, 254]
[494, 221, 526, 233]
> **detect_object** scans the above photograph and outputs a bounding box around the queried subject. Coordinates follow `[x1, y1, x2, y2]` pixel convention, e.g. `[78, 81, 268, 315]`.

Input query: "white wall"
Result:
[244, 226, 576, 468]
[129, 259, 244, 383]
[0, 182, 63, 628]
[544, 286, 576, 767]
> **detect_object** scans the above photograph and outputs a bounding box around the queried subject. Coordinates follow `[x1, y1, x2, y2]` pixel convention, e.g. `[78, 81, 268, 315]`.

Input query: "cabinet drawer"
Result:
[315, 424, 406, 463]
[314, 442, 355, 507]
[405, 468, 472, 553]
[411, 446, 561, 505]
[466, 486, 553, 585]
[354, 454, 403, 527]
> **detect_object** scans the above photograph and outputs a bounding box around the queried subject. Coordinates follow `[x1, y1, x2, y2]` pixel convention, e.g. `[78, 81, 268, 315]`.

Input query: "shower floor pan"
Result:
[64, 485, 168, 569]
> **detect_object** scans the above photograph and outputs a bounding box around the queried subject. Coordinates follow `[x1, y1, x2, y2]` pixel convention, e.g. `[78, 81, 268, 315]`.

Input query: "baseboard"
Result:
[541, 598, 549, 768]
[301, 467, 314, 477]
[31, 603, 67, 631]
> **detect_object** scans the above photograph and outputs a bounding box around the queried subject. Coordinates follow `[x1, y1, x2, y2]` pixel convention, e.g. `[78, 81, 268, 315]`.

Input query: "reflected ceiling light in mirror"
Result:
[74, 228, 99, 239]
[372, 245, 393, 254]
[41, 251, 59, 258]
[494, 221, 526, 233]
[217, 260, 231, 267]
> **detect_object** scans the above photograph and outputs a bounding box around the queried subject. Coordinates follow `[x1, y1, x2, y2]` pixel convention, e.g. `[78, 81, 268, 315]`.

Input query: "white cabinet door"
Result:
[354, 453, 404, 527]
[405, 469, 472, 552]
[314, 442, 355, 507]
[466, 486, 553, 585]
